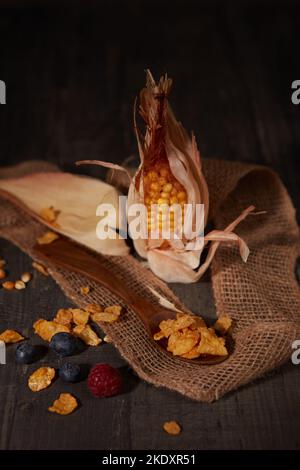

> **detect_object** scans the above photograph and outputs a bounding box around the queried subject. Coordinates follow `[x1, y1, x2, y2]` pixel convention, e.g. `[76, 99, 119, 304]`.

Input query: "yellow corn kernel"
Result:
[158, 177, 167, 186]
[150, 182, 160, 192]
[148, 171, 158, 181]
[170, 188, 177, 196]
[177, 191, 187, 201]
[157, 198, 169, 205]
[163, 183, 173, 193]
[170, 196, 178, 205]
[160, 192, 170, 199]
[149, 191, 160, 200]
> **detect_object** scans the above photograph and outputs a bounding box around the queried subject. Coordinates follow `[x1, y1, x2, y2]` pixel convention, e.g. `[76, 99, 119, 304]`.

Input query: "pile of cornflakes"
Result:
[154, 313, 231, 359]
[33, 303, 122, 346]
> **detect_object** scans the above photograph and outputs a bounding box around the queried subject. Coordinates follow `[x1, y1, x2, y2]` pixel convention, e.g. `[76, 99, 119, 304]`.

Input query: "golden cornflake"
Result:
[214, 315, 232, 335]
[0, 329, 24, 344]
[91, 305, 122, 324]
[40, 206, 60, 223]
[104, 335, 112, 343]
[48, 393, 78, 415]
[54, 308, 73, 326]
[163, 421, 181, 435]
[167, 329, 200, 356]
[197, 327, 228, 356]
[33, 319, 70, 342]
[2, 281, 15, 290]
[71, 308, 90, 326]
[73, 324, 101, 346]
[37, 231, 59, 245]
[84, 303, 103, 315]
[80, 286, 90, 295]
[28, 367, 56, 392]
[32, 261, 49, 276]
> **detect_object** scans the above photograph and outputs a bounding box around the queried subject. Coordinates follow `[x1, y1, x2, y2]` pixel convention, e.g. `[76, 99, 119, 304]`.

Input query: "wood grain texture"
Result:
[0, 0, 300, 450]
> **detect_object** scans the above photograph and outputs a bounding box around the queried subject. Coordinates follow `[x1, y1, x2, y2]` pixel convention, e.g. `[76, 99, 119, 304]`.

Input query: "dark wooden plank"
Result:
[0, 0, 300, 450]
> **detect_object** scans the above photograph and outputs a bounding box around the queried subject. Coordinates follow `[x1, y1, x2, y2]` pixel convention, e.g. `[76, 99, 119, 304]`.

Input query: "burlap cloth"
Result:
[1, 159, 300, 402]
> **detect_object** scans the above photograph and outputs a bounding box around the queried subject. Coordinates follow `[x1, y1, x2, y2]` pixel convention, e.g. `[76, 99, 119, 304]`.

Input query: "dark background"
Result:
[0, 0, 300, 450]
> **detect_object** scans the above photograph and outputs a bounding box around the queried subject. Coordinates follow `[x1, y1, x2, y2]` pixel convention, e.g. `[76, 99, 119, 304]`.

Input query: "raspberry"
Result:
[87, 364, 122, 397]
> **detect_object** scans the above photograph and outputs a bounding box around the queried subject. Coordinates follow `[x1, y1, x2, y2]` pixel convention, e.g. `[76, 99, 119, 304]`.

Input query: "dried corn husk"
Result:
[0, 172, 128, 256]
[78, 71, 255, 283]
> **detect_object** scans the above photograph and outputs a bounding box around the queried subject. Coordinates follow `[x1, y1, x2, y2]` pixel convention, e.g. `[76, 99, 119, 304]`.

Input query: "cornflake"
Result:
[32, 262, 49, 276]
[54, 308, 73, 326]
[104, 335, 112, 343]
[163, 421, 181, 435]
[33, 318, 70, 342]
[73, 324, 101, 346]
[48, 393, 78, 415]
[214, 315, 232, 335]
[0, 329, 24, 344]
[80, 286, 90, 295]
[91, 305, 122, 323]
[85, 303, 103, 315]
[28, 367, 56, 392]
[167, 329, 200, 356]
[196, 327, 228, 356]
[37, 231, 59, 245]
[71, 308, 90, 326]
[40, 206, 60, 223]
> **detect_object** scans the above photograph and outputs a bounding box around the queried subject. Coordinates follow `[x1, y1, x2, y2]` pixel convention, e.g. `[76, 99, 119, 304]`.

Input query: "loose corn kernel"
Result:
[160, 192, 169, 199]
[15, 280, 26, 290]
[0, 269, 6, 280]
[2, 281, 15, 290]
[21, 272, 32, 283]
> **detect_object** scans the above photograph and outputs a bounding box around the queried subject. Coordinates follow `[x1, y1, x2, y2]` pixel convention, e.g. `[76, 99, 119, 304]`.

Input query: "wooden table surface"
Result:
[0, 0, 300, 450]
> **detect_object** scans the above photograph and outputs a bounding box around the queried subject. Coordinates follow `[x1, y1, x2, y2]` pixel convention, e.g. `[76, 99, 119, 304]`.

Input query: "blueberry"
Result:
[59, 363, 81, 383]
[15, 343, 38, 364]
[50, 332, 83, 357]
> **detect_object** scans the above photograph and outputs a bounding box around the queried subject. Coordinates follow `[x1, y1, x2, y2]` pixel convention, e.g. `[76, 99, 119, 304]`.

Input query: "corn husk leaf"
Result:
[0, 172, 129, 256]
